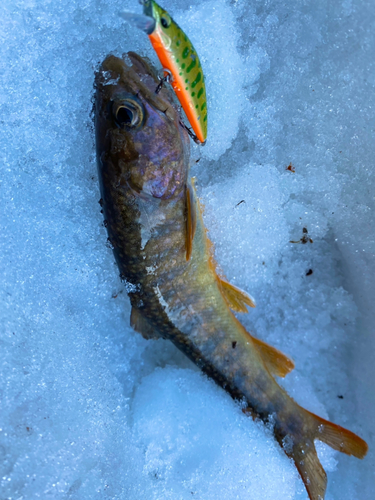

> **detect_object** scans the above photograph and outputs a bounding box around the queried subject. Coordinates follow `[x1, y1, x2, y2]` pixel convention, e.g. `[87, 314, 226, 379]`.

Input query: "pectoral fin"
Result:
[250, 335, 294, 377]
[219, 278, 256, 312]
[186, 184, 197, 261]
[130, 307, 161, 340]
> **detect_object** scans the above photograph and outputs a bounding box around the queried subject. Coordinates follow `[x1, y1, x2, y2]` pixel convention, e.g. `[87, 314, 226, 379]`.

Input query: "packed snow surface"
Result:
[1, 0, 374, 499]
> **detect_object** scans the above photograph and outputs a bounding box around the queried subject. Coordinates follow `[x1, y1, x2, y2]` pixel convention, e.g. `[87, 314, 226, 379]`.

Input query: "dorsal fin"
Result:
[218, 278, 256, 312]
[130, 307, 161, 340]
[250, 335, 294, 377]
[186, 183, 197, 261]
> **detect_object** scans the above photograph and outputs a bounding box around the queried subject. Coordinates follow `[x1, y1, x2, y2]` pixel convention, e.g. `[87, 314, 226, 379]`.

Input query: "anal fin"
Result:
[219, 278, 256, 312]
[250, 335, 294, 377]
[130, 307, 161, 340]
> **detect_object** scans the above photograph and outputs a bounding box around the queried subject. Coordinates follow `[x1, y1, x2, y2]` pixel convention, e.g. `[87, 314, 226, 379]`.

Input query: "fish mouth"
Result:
[125, 51, 158, 83]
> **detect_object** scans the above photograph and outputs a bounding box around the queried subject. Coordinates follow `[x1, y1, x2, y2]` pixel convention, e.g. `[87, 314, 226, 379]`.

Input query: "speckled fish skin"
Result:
[143, 0, 208, 143]
[95, 53, 367, 500]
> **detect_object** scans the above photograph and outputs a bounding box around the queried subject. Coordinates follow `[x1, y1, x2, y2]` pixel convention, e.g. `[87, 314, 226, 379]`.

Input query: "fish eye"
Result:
[113, 98, 144, 129]
[160, 14, 171, 28]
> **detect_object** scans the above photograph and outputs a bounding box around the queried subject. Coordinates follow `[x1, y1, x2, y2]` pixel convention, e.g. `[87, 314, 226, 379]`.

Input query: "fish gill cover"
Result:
[0, 0, 374, 499]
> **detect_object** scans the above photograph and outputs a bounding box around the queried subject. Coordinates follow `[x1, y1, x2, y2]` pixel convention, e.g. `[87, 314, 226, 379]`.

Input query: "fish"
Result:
[120, 0, 208, 144]
[94, 52, 368, 500]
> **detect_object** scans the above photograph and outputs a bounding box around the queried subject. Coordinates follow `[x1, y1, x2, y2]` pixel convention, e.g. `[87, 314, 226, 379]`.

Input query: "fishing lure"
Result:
[120, 0, 208, 144]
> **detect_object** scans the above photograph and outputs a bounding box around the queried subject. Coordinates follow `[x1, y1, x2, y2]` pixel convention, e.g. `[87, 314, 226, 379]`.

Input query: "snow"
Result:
[1, 0, 374, 499]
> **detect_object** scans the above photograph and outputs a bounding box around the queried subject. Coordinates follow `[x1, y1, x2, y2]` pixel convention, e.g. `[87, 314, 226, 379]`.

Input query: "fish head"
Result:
[95, 52, 190, 200]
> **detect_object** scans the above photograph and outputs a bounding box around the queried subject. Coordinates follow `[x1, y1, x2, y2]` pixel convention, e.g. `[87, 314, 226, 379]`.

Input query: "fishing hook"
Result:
[155, 68, 172, 94]
[179, 120, 206, 145]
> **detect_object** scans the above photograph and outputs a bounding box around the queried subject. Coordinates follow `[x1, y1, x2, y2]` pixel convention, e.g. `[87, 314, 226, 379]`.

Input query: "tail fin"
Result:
[286, 411, 368, 500]
[291, 439, 327, 500]
[309, 411, 368, 459]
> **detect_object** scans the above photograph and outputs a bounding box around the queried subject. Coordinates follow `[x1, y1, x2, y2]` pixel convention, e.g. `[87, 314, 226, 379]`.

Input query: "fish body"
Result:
[95, 53, 367, 500]
[120, 0, 208, 143]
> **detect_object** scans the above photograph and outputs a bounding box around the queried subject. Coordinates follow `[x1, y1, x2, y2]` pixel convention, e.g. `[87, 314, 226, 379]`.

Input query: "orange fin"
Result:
[291, 439, 327, 500]
[287, 411, 368, 500]
[250, 335, 294, 377]
[311, 411, 368, 459]
[130, 307, 161, 340]
[219, 278, 256, 312]
[186, 183, 197, 261]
